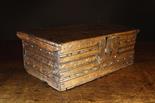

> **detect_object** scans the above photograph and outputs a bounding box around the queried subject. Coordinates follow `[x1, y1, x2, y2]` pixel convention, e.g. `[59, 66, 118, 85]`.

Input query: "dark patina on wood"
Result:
[17, 24, 139, 91]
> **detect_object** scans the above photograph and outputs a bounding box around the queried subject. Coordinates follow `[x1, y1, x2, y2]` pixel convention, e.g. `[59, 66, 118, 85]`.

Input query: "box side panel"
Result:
[22, 41, 61, 91]
[59, 31, 138, 91]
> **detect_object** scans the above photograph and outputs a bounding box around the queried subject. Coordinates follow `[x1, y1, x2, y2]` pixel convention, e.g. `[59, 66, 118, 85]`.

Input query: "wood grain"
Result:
[0, 42, 155, 102]
[17, 25, 139, 91]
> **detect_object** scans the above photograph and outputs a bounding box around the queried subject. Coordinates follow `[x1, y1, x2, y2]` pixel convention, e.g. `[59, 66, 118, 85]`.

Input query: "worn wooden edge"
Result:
[16, 32, 61, 52]
[25, 67, 61, 91]
[60, 29, 139, 53]
[61, 29, 139, 44]
[17, 29, 139, 52]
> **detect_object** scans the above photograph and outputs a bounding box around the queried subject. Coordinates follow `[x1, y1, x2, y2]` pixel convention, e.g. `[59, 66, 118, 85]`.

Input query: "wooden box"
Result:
[17, 25, 139, 91]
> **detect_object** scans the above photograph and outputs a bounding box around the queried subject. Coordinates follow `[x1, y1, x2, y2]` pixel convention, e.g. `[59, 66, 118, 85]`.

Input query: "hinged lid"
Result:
[17, 24, 139, 45]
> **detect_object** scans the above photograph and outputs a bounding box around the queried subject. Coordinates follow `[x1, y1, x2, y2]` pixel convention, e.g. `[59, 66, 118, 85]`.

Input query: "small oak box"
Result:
[17, 25, 139, 91]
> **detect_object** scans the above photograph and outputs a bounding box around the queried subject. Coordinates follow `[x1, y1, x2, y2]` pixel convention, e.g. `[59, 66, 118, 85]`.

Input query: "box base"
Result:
[25, 61, 133, 91]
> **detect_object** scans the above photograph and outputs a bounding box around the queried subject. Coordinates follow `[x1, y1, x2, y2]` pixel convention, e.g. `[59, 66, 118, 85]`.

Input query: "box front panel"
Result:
[59, 32, 137, 91]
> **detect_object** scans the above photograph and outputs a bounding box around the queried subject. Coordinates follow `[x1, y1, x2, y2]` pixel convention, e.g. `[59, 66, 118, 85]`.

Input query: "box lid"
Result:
[17, 24, 138, 44]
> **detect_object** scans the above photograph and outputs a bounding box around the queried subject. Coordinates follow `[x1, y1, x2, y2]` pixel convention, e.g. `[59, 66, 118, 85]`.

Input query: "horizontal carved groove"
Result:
[118, 33, 136, 39]
[25, 47, 57, 63]
[62, 60, 134, 89]
[24, 41, 56, 56]
[25, 58, 60, 81]
[24, 56, 53, 74]
[119, 43, 135, 50]
[24, 45, 56, 60]
[26, 66, 59, 84]
[60, 55, 134, 83]
[118, 50, 134, 57]
[60, 54, 119, 76]
[25, 51, 56, 67]
[119, 40, 135, 48]
[118, 45, 134, 53]
[25, 54, 55, 70]
[60, 62, 117, 82]
[60, 61, 99, 78]
[60, 66, 99, 82]
[59, 45, 99, 58]
[25, 63, 50, 76]
[60, 49, 99, 63]
[60, 60, 97, 74]
[60, 56, 97, 70]
[61, 37, 104, 53]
